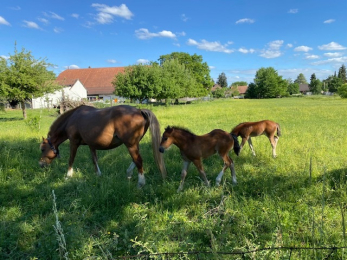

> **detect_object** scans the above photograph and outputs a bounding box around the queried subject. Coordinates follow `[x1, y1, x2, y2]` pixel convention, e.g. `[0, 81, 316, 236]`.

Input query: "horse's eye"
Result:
[163, 137, 168, 141]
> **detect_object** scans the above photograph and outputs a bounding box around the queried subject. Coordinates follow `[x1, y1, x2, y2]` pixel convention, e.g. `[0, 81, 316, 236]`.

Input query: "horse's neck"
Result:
[49, 131, 68, 147]
[173, 130, 194, 148]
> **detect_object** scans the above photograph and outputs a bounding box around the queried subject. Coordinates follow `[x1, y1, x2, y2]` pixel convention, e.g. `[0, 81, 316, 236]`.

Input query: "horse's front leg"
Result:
[216, 154, 231, 186]
[89, 147, 101, 176]
[67, 143, 79, 177]
[177, 160, 190, 192]
[247, 137, 256, 156]
[127, 145, 145, 188]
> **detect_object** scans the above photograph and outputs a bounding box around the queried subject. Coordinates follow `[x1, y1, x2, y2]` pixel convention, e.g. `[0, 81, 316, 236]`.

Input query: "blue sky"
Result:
[1, 0, 346, 84]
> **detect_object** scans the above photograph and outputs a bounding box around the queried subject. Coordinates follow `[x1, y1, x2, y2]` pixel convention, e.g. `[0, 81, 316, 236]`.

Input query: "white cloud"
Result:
[9, 6, 21, 11]
[92, 3, 133, 24]
[236, 18, 254, 24]
[209, 66, 215, 69]
[294, 46, 313, 52]
[288, 9, 298, 14]
[135, 28, 176, 39]
[23, 20, 42, 30]
[286, 44, 293, 48]
[238, 48, 255, 54]
[43, 11, 64, 21]
[1, 55, 10, 59]
[318, 42, 347, 51]
[181, 14, 189, 22]
[187, 39, 234, 53]
[53, 27, 63, 33]
[136, 59, 149, 64]
[323, 19, 335, 24]
[0, 16, 10, 26]
[38, 18, 49, 25]
[305, 54, 319, 59]
[324, 52, 343, 57]
[65, 65, 80, 69]
[312, 56, 347, 65]
[260, 40, 284, 58]
[107, 59, 117, 63]
[71, 13, 79, 19]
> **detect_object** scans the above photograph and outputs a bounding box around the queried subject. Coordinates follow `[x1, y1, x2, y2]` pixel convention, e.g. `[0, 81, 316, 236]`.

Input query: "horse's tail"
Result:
[231, 133, 241, 156]
[141, 109, 167, 178]
[276, 123, 282, 137]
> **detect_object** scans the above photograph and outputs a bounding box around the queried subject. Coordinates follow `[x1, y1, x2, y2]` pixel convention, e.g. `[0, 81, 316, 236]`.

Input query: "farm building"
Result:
[31, 79, 87, 109]
[56, 67, 125, 101]
[299, 84, 310, 94]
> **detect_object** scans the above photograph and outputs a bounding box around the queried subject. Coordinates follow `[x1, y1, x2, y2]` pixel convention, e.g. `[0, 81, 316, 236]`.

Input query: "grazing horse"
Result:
[39, 105, 166, 187]
[231, 120, 281, 158]
[159, 126, 240, 192]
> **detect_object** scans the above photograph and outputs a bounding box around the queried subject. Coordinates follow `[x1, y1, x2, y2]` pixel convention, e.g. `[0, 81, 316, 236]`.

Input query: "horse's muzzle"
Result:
[159, 147, 165, 153]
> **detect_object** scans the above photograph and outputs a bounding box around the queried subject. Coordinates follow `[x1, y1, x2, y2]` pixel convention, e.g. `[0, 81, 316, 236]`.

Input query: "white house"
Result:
[31, 79, 87, 109]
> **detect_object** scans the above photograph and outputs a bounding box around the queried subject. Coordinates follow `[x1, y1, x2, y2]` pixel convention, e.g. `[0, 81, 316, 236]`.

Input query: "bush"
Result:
[211, 88, 226, 98]
[337, 83, 347, 98]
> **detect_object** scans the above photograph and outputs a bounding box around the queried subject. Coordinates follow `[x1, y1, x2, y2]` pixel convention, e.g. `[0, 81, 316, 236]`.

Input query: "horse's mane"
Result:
[169, 126, 196, 137]
[48, 105, 85, 136]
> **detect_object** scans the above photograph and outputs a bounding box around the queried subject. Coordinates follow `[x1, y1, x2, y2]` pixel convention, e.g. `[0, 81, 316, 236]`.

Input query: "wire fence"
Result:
[115, 246, 347, 259]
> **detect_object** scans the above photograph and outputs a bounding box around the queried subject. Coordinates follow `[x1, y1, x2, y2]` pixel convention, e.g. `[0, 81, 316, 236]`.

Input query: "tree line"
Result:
[1, 44, 347, 120]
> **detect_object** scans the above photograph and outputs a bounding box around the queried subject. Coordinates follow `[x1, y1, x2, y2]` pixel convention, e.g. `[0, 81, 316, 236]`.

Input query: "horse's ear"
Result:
[166, 126, 173, 133]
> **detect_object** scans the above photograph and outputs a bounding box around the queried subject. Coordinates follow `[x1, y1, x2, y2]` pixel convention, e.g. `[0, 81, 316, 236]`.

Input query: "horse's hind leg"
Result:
[177, 161, 191, 192]
[269, 135, 278, 158]
[248, 137, 256, 156]
[216, 154, 230, 186]
[127, 145, 145, 188]
[89, 147, 101, 176]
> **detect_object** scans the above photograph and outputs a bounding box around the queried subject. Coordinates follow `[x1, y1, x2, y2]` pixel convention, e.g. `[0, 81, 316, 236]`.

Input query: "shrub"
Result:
[337, 83, 347, 98]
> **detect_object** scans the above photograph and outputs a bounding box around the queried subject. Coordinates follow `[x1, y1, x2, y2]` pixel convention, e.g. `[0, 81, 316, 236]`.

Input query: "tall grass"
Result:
[0, 97, 346, 259]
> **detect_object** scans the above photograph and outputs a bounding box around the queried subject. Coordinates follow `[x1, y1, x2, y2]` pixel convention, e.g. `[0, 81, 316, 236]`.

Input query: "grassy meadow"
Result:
[0, 97, 347, 259]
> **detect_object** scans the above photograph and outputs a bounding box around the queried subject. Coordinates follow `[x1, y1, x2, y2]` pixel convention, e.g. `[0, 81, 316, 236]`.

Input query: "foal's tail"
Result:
[276, 123, 282, 137]
[231, 133, 241, 156]
[141, 109, 167, 178]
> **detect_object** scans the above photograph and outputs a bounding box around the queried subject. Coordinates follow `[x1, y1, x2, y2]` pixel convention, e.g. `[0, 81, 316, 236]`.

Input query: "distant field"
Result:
[1, 96, 347, 259]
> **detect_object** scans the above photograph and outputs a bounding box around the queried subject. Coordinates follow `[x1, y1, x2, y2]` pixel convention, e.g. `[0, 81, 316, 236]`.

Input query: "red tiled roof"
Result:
[237, 85, 248, 94]
[56, 67, 125, 95]
[211, 84, 222, 91]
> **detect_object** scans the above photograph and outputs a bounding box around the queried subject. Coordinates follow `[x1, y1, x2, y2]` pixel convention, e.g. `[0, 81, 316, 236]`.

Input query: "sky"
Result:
[1, 0, 347, 84]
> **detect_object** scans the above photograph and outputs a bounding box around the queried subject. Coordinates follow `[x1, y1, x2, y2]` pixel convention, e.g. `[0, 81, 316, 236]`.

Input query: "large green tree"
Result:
[113, 60, 203, 102]
[158, 52, 214, 91]
[113, 63, 162, 103]
[253, 67, 287, 98]
[230, 81, 248, 87]
[294, 73, 308, 84]
[216, 72, 228, 88]
[328, 76, 342, 93]
[0, 45, 59, 118]
[338, 83, 347, 98]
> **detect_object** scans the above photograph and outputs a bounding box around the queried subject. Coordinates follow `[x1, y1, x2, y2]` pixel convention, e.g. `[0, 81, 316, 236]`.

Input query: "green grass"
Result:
[1, 97, 347, 259]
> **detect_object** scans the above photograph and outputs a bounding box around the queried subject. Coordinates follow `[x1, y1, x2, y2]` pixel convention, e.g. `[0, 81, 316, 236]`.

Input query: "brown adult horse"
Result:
[159, 126, 240, 192]
[231, 120, 281, 158]
[39, 105, 166, 187]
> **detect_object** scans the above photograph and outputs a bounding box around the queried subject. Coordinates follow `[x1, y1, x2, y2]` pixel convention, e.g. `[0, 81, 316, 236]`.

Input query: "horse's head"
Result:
[159, 126, 174, 153]
[39, 137, 59, 168]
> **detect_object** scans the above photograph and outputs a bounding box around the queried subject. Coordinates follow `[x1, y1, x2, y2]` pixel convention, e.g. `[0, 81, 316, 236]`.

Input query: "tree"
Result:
[328, 76, 342, 93]
[216, 72, 228, 88]
[287, 82, 300, 95]
[253, 67, 287, 98]
[230, 81, 248, 87]
[338, 83, 347, 98]
[309, 73, 322, 94]
[294, 73, 308, 84]
[113, 63, 162, 103]
[113, 59, 204, 102]
[158, 52, 214, 91]
[245, 83, 257, 98]
[338, 64, 347, 84]
[0, 45, 59, 119]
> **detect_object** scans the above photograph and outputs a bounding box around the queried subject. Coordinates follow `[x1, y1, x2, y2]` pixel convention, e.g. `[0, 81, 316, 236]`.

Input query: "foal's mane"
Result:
[170, 126, 196, 137]
[48, 105, 85, 136]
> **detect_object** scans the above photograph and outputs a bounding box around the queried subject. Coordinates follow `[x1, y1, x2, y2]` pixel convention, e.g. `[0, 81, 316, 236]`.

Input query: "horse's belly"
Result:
[88, 134, 123, 150]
